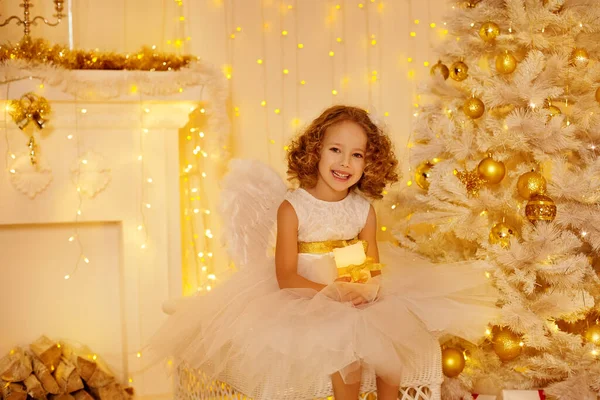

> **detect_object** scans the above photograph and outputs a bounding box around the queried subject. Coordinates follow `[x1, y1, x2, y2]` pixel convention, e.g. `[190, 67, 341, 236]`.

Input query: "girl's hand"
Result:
[321, 281, 379, 306]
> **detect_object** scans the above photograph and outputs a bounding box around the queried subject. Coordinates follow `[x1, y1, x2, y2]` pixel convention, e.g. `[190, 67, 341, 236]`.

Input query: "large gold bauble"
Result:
[584, 324, 600, 345]
[441, 347, 465, 378]
[489, 222, 517, 248]
[493, 328, 522, 362]
[525, 194, 557, 224]
[450, 61, 469, 81]
[464, 97, 485, 119]
[570, 48, 590, 68]
[479, 22, 500, 42]
[495, 51, 517, 74]
[477, 156, 505, 183]
[517, 171, 547, 199]
[431, 60, 450, 80]
[415, 161, 434, 190]
[595, 87, 600, 104]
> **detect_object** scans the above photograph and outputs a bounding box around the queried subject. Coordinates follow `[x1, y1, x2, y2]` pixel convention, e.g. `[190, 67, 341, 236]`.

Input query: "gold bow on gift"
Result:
[337, 256, 383, 283]
[298, 239, 383, 283]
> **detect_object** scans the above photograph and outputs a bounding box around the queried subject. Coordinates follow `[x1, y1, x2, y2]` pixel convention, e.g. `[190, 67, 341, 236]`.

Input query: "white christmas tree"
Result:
[387, 0, 600, 398]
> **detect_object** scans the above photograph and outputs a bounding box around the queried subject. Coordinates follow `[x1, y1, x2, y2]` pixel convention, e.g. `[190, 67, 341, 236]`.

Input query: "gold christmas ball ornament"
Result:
[430, 60, 450, 80]
[489, 222, 517, 248]
[493, 328, 523, 362]
[479, 22, 500, 42]
[477, 155, 506, 184]
[595, 87, 600, 104]
[450, 61, 469, 81]
[584, 324, 600, 345]
[525, 193, 557, 224]
[517, 171, 547, 199]
[441, 347, 466, 378]
[414, 161, 434, 190]
[495, 51, 517, 74]
[570, 48, 590, 68]
[463, 97, 486, 119]
[547, 105, 561, 119]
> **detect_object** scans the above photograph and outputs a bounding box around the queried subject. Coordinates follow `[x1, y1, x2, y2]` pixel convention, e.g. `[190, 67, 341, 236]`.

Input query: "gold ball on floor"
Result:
[493, 328, 522, 362]
[525, 194, 557, 224]
[442, 347, 465, 377]
[517, 171, 547, 200]
[463, 97, 485, 119]
[489, 222, 517, 248]
[479, 22, 500, 42]
[415, 161, 434, 190]
[450, 61, 469, 81]
[496, 51, 517, 74]
[430, 60, 450, 80]
[477, 156, 505, 184]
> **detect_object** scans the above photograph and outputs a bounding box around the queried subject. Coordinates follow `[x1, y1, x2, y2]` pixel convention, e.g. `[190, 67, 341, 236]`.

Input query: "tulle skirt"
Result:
[147, 243, 498, 399]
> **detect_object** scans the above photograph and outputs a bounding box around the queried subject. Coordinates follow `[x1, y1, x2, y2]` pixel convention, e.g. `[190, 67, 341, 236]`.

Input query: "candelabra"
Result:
[0, 0, 65, 36]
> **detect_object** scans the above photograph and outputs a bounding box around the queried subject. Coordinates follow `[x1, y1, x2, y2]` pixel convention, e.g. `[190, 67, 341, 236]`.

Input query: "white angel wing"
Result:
[218, 159, 288, 269]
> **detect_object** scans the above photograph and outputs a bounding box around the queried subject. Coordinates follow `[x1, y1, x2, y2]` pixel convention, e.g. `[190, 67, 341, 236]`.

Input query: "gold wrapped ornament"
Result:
[477, 155, 505, 184]
[584, 324, 600, 345]
[525, 194, 557, 223]
[495, 51, 517, 74]
[455, 168, 486, 197]
[489, 222, 517, 248]
[570, 48, 590, 68]
[415, 161, 434, 190]
[441, 347, 465, 378]
[517, 171, 547, 199]
[463, 97, 485, 119]
[479, 22, 500, 42]
[493, 328, 523, 362]
[430, 60, 450, 80]
[450, 61, 469, 81]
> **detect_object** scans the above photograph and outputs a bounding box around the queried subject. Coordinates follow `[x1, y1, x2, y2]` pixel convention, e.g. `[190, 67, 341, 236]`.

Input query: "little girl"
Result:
[149, 105, 498, 400]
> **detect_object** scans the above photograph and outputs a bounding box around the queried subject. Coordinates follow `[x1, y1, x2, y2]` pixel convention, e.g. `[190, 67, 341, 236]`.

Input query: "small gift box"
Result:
[332, 242, 380, 283]
[502, 390, 545, 400]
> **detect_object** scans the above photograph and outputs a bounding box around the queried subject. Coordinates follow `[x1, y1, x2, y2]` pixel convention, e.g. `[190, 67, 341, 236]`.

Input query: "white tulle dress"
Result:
[148, 160, 498, 399]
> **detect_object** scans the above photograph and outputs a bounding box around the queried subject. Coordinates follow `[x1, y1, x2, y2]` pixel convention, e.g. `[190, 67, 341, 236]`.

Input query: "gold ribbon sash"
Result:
[297, 239, 383, 283]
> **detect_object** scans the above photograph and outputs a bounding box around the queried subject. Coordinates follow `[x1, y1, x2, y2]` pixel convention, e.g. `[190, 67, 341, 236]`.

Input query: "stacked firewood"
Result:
[0, 336, 133, 400]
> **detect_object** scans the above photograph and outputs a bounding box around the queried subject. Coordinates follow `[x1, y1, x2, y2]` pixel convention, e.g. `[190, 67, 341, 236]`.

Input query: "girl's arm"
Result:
[358, 205, 382, 277]
[275, 200, 327, 291]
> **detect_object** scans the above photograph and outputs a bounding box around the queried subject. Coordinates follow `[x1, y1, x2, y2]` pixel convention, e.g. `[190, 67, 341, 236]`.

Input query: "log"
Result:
[24, 373, 48, 400]
[75, 357, 114, 388]
[89, 382, 131, 400]
[32, 356, 60, 394]
[49, 395, 75, 400]
[54, 359, 84, 393]
[72, 390, 95, 400]
[30, 336, 62, 373]
[1, 382, 27, 400]
[0, 347, 32, 382]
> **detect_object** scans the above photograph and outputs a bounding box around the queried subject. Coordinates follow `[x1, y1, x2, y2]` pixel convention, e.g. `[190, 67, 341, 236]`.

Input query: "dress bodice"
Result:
[284, 188, 371, 243]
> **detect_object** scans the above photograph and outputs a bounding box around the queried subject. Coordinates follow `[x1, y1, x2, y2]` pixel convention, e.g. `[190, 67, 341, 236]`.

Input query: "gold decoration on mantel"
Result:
[0, 38, 196, 71]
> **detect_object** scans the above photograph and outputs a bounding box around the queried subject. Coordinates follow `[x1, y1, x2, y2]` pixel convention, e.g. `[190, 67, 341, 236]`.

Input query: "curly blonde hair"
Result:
[287, 105, 399, 199]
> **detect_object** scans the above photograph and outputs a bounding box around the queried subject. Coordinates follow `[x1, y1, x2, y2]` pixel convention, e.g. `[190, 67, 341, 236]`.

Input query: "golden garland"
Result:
[0, 37, 196, 71]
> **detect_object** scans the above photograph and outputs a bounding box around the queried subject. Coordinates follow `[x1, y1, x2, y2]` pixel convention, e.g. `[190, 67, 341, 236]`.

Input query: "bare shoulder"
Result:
[278, 200, 298, 225]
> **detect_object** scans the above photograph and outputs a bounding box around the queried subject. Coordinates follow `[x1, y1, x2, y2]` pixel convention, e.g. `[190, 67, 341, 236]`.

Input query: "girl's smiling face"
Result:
[316, 120, 367, 197]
